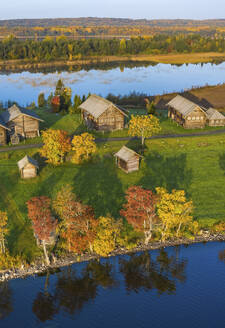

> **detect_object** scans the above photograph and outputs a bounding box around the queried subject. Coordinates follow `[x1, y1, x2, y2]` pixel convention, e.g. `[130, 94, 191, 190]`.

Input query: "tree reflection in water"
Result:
[218, 249, 225, 263]
[119, 249, 187, 295]
[0, 282, 13, 320]
[32, 250, 187, 322]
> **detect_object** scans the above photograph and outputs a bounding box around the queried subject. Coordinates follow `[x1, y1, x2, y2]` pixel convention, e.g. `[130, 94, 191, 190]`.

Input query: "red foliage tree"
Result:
[27, 196, 58, 265]
[51, 96, 60, 113]
[120, 186, 158, 244]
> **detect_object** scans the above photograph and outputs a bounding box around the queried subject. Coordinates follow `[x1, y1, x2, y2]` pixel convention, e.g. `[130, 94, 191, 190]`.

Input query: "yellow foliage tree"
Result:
[156, 187, 194, 241]
[40, 129, 71, 165]
[128, 114, 161, 146]
[93, 217, 122, 257]
[0, 211, 8, 254]
[71, 133, 97, 164]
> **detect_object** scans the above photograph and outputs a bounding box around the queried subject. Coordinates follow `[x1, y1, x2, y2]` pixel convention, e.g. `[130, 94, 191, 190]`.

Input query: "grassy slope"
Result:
[1, 133, 225, 260]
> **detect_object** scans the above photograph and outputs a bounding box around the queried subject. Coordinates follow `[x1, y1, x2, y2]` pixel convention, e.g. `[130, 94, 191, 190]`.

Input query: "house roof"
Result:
[17, 155, 39, 170]
[79, 94, 128, 119]
[0, 104, 43, 123]
[167, 95, 206, 117]
[205, 108, 225, 120]
[114, 146, 141, 162]
[0, 116, 10, 130]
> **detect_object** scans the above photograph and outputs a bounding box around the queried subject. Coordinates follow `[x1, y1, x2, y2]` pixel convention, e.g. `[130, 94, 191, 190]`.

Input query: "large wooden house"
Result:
[114, 146, 141, 173]
[167, 95, 225, 129]
[79, 95, 128, 131]
[0, 105, 43, 145]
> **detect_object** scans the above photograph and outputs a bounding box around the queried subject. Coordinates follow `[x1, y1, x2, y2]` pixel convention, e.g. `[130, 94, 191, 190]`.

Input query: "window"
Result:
[192, 117, 196, 121]
[196, 117, 199, 120]
[187, 117, 191, 120]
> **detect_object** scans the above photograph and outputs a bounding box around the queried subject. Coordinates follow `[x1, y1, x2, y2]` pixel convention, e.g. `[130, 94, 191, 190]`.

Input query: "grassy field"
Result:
[1, 133, 225, 261]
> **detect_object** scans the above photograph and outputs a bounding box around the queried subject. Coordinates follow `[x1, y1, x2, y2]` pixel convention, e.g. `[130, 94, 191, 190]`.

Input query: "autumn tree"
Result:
[40, 129, 71, 165]
[27, 196, 58, 265]
[120, 186, 158, 245]
[156, 187, 194, 241]
[53, 185, 97, 253]
[0, 211, 8, 254]
[128, 114, 161, 146]
[71, 133, 97, 164]
[145, 98, 156, 115]
[93, 217, 122, 257]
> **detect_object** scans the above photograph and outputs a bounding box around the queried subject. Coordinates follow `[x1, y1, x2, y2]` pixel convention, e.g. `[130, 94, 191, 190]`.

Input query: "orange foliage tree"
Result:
[120, 186, 158, 245]
[53, 186, 97, 254]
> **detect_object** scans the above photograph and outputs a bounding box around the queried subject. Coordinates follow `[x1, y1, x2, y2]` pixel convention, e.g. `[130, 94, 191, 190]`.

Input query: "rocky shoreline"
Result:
[0, 232, 224, 282]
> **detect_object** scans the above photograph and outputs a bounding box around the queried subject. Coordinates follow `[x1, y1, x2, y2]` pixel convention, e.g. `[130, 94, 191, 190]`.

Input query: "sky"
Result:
[0, 0, 225, 20]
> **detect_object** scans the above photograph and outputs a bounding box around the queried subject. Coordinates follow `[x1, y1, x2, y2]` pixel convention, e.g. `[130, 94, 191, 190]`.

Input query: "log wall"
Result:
[0, 127, 6, 145]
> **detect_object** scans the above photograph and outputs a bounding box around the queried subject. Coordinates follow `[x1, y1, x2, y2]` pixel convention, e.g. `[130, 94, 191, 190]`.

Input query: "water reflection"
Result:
[0, 282, 13, 320]
[218, 249, 225, 263]
[119, 249, 187, 295]
[31, 249, 187, 322]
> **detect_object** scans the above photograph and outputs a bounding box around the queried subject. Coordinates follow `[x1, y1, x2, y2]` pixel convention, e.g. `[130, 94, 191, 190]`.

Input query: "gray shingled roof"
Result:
[79, 95, 127, 119]
[167, 95, 206, 117]
[205, 108, 225, 120]
[17, 155, 39, 170]
[0, 104, 43, 123]
[0, 116, 10, 130]
[114, 146, 141, 162]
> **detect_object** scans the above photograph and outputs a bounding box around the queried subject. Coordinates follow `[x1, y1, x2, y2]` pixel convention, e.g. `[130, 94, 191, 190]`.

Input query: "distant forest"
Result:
[1, 18, 225, 39]
[0, 34, 225, 61]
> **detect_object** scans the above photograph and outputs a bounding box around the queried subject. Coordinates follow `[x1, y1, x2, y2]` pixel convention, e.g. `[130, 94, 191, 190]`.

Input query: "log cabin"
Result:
[114, 146, 141, 173]
[79, 95, 128, 131]
[17, 155, 39, 179]
[167, 95, 225, 129]
[0, 104, 43, 143]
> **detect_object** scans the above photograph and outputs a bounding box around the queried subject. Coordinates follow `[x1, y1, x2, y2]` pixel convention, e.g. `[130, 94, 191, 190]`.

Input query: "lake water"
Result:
[1, 62, 225, 106]
[0, 242, 224, 328]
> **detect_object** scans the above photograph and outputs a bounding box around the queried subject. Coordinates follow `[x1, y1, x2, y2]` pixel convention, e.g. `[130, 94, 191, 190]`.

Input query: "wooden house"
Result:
[0, 104, 43, 141]
[114, 146, 141, 173]
[205, 108, 225, 126]
[167, 95, 225, 129]
[167, 95, 207, 129]
[17, 155, 39, 179]
[0, 118, 10, 146]
[79, 95, 128, 131]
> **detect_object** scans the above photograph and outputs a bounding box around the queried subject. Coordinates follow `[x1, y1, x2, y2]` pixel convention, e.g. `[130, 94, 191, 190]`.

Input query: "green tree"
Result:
[38, 93, 46, 108]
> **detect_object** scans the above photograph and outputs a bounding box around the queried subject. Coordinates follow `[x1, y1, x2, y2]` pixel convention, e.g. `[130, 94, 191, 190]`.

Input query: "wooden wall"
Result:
[207, 118, 225, 127]
[7, 115, 39, 138]
[21, 163, 37, 179]
[0, 127, 6, 145]
[117, 156, 139, 173]
[168, 106, 206, 129]
[97, 106, 125, 131]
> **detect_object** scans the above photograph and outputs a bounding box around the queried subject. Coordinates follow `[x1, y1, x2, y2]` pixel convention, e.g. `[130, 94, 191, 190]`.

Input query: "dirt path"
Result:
[1, 129, 225, 153]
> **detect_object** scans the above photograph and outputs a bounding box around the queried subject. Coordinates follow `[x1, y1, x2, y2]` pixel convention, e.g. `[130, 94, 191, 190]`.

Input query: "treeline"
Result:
[1, 34, 225, 61]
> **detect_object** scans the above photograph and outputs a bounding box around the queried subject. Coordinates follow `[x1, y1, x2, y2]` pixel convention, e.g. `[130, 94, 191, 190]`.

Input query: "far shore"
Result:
[1, 52, 225, 72]
[0, 232, 224, 283]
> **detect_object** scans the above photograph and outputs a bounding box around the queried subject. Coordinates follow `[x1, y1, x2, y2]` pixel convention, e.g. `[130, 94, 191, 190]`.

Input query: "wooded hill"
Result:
[1, 18, 225, 27]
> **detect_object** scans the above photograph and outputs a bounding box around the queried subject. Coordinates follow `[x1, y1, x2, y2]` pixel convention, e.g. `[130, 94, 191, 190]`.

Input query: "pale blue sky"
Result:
[0, 0, 225, 20]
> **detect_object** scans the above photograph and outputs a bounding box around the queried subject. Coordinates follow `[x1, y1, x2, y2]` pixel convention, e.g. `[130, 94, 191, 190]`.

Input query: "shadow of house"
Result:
[139, 152, 193, 195]
[74, 158, 124, 218]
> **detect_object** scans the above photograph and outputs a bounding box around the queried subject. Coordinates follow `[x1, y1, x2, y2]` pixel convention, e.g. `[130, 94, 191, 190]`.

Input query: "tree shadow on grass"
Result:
[74, 158, 124, 218]
[139, 152, 193, 194]
[219, 153, 225, 174]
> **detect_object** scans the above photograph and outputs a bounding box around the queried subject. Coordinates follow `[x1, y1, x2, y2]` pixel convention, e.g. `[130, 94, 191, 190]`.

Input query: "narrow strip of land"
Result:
[1, 128, 225, 152]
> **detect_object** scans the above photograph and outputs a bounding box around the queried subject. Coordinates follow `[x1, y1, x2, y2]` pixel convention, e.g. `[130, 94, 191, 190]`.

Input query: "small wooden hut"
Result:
[17, 155, 39, 179]
[114, 146, 141, 173]
[79, 94, 128, 131]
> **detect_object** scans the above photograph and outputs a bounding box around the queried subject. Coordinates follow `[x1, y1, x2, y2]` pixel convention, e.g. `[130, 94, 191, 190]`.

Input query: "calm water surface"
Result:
[1, 63, 225, 105]
[0, 242, 224, 328]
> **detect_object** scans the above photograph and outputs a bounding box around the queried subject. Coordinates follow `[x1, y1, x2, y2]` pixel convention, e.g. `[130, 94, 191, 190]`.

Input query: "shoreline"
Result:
[1, 232, 224, 283]
[1, 52, 225, 72]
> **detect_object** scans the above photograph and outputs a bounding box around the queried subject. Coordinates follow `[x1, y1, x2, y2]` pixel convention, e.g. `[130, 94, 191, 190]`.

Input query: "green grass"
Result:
[1, 133, 225, 261]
